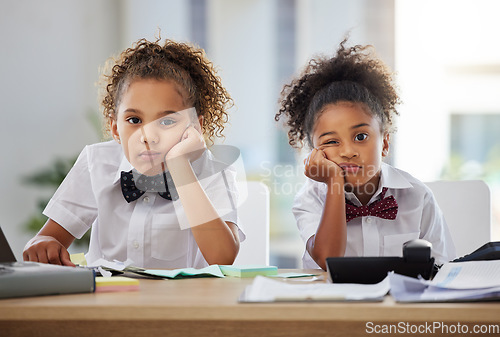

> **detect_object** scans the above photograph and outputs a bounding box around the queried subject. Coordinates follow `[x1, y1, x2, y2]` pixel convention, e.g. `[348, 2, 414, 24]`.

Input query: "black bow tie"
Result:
[120, 170, 178, 203]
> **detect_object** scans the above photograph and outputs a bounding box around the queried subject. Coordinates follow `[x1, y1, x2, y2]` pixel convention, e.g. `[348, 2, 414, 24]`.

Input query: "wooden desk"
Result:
[1, 270, 499, 337]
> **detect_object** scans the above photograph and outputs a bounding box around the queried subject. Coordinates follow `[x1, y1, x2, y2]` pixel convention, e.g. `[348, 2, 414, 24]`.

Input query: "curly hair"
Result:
[275, 38, 400, 148]
[100, 37, 232, 144]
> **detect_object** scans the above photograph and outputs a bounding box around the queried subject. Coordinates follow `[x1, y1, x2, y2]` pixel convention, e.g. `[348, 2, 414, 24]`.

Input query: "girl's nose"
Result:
[340, 144, 359, 159]
[140, 124, 159, 144]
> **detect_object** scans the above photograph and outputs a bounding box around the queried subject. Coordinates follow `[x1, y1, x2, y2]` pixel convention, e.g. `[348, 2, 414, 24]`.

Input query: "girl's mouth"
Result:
[339, 163, 361, 174]
[139, 151, 162, 161]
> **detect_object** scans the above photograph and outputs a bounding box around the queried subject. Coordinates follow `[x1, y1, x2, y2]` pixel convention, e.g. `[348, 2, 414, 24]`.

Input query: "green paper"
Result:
[219, 265, 278, 278]
[143, 265, 225, 279]
[269, 272, 318, 278]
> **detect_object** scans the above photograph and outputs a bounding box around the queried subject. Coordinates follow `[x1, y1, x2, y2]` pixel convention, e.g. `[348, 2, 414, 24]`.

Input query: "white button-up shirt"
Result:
[294, 163, 456, 268]
[44, 141, 242, 269]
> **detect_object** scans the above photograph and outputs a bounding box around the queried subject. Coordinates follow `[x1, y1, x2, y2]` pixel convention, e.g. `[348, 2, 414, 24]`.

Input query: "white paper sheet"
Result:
[239, 275, 390, 302]
[389, 260, 500, 302]
[430, 260, 500, 289]
[86, 258, 134, 271]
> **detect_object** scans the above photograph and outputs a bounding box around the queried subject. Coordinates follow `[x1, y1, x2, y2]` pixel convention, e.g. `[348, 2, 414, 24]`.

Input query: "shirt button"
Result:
[133, 241, 140, 249]
[143, 196, 150, 203]
[366, 217, 372, 223]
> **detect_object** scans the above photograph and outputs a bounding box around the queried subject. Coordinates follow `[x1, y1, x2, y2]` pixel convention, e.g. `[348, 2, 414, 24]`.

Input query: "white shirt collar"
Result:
[345, 162, 414, 205]
[113, 154, 134, 185]
[379, 162, 414, 190]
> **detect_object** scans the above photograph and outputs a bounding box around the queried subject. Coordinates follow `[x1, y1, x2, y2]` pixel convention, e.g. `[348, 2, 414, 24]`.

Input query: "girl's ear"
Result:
[111, 117, 121, 144]
[381, 132, 390, 157]
[195, 115, 204, 133]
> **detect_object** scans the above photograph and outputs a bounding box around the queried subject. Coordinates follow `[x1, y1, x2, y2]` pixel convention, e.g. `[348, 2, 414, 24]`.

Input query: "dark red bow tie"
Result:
[345, 187, 398, 222]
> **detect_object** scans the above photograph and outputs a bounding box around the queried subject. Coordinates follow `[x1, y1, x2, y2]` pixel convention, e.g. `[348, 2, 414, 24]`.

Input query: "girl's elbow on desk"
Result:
[308, 238, 345, 271]
[204, 245, 239, 266]
[199, 223, 240, 265]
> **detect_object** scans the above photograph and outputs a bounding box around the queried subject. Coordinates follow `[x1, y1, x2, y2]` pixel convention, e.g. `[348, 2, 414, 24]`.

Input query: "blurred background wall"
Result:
[1, 0, 499, 266]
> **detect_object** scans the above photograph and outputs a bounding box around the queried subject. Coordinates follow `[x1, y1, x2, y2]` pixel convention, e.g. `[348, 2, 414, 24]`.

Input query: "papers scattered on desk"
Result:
[239, 275, 390, 302]
[70, 257, 132, 277]
[389, 260, 500, 302]
[86, 258, 134, 271]
[241, 261, 500, 303]
[71, 254, 224, 279]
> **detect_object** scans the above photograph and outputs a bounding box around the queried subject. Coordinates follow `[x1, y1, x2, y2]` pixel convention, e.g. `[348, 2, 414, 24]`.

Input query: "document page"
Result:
[430, 260, 500, 289]
[239, 275, 390, 302]
[389, 260, 500, 302]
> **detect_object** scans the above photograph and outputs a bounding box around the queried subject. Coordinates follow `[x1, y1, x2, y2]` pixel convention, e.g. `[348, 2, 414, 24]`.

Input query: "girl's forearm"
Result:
[309, 179, 347, 270]
[168, 159, 239, 265]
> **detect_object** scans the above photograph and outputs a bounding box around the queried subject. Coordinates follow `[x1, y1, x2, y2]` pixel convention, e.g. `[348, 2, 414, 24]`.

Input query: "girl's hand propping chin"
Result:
[165, 125, 206, 165]
[304, 148, 344, 184]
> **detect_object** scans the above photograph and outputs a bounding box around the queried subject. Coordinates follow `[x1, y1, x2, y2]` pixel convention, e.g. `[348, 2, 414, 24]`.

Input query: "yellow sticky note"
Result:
[95, 276, 140, 292]
[95, 276, 140, 287]
[70, 253, 87, 266]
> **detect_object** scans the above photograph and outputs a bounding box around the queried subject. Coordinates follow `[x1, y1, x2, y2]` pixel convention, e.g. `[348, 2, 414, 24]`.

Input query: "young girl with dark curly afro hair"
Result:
[24, 38, 243, 269]
[276, 39, 455, 270]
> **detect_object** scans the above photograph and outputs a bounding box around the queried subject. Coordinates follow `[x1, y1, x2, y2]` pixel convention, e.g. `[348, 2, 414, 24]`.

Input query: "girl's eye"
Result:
[126, 117, 141, 125]
[159, 118, 176, 127]
[354, 133, 368, 142]
[323, 139, 339, 146]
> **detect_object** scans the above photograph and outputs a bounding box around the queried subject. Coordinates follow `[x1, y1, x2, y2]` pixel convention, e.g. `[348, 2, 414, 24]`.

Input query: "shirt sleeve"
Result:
[419, 186, 457, 265]
[205, 165, 244, 241]
[43, 146, 98, 239]
[293, 179, 325, 242]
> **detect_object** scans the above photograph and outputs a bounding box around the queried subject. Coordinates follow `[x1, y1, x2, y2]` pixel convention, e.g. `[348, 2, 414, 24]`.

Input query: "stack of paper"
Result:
[390, 260, 500, 302]
[219, 265, 278, 278]
[95, 276, 139, 292]
[239, 275, 390, 302]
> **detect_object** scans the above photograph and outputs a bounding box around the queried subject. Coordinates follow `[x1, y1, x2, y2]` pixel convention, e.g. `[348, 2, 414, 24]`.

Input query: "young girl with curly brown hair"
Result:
[23, 38, 242, 269]
[276, 39, 455, 270]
